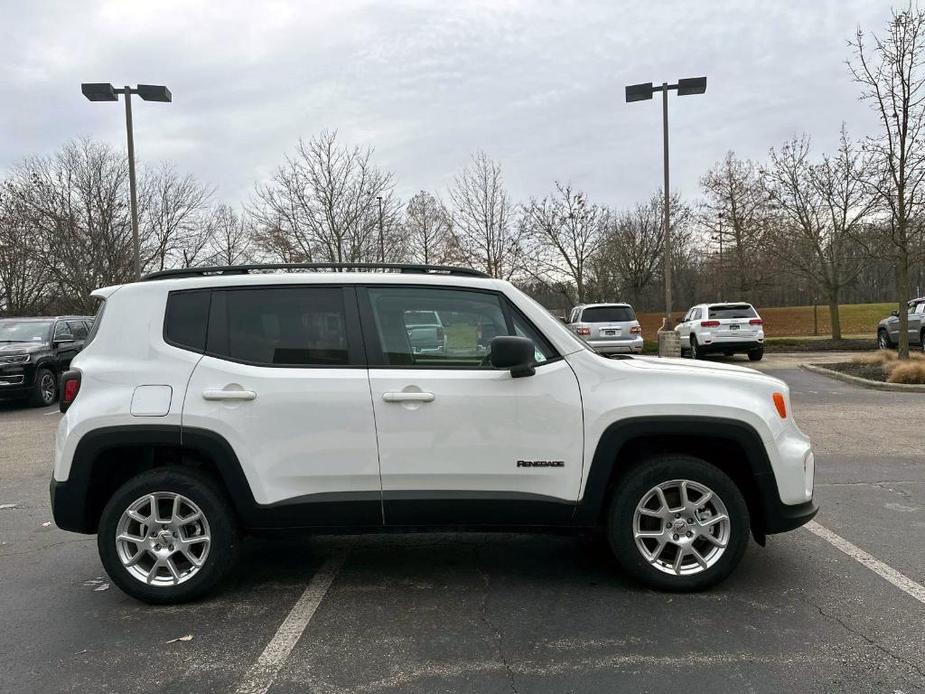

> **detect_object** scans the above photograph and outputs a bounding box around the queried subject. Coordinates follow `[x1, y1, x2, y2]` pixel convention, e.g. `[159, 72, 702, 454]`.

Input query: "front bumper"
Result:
[0, 367, 34, 399]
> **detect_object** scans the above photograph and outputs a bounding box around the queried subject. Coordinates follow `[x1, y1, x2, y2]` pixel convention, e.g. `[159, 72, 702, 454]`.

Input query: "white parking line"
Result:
[805, 520, 925, 605]
[234, 550, 349, 694]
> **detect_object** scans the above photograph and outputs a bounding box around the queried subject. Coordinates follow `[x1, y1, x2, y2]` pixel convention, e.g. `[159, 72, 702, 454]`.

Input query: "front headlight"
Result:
[0, 354, 30, 364]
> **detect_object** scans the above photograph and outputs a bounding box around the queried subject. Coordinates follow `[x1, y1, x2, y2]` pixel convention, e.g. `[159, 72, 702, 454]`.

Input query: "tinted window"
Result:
[67, 320, 88, 339]
[53, 322, 74, 340]
[708, 304, 757, 319]
[368, 287, 510, 367]
[581, 306, 636, 322]
[165, 290, 211, 352]
[210, 287, 349, 366]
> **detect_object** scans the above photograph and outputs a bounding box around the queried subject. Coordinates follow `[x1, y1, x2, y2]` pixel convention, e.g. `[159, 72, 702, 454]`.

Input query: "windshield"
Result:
[581, 306, 636, 323]
[0, 320, 53, 343]
[708, 304, 757, 319]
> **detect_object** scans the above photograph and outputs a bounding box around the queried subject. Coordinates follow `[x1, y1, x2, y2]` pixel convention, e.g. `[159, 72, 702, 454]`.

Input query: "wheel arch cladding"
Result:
[574, 416, 779, 536]
[51, 425, 255, 533]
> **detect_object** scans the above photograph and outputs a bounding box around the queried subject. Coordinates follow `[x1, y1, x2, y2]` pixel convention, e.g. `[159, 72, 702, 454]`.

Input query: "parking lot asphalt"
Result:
[1, 353, 924, 693]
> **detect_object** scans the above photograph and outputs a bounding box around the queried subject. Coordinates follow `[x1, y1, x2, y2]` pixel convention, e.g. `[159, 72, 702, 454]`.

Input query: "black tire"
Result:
[920, 330, 925, 351]
[747, 348, 764, 362]
[690, 336, 701, 360]
[877, 329, 892, 350]
[29, 367, 57, 407]
[606, 455, 749, 592]
[97, 467, 239, 604]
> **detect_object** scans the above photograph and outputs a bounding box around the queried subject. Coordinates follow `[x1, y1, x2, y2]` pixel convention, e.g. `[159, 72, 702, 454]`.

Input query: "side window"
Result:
[164, 290, 211, 353]
[366, 287, 509, 367]
[692, 308, 702, 321]
[67, 321, 88, 339]
[54, 322, 74, 341]
[208, 286, 350, 366]
[510, 310, 555, 364]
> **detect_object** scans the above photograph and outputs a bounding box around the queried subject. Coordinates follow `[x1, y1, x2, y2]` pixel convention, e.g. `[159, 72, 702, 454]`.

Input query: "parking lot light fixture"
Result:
[80, 82, 172, 280]
[625, 76, 707, 330]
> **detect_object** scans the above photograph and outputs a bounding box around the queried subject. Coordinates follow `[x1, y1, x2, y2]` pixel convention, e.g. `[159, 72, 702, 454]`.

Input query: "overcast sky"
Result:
[0, 0, 893, 210]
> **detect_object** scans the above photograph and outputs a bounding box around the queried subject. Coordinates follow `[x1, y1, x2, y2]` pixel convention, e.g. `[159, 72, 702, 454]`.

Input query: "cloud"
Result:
[0, 0, 891, 209]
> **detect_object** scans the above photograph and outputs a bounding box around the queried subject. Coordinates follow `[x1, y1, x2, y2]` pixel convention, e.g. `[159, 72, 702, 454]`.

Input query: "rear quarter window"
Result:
[164, 290, 211, 352]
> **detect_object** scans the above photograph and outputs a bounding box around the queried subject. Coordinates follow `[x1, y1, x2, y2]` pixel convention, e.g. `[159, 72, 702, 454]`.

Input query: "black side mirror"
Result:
[891, 310, 899, 317]
[55, 338, 75, 345]
[489, 336, 536, 378]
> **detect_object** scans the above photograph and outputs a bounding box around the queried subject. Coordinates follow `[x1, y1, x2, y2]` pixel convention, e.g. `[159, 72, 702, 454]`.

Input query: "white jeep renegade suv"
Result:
[51, 264, 816, 603]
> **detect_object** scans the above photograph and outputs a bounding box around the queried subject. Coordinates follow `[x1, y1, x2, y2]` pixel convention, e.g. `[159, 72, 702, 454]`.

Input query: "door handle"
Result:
[203, 389, 257, 401]
[382, 392, 435, 403]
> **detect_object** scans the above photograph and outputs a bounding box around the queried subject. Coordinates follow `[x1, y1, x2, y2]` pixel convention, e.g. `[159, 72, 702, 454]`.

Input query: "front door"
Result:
[360, 285, 584, 526]
[182, 285, 382, 526]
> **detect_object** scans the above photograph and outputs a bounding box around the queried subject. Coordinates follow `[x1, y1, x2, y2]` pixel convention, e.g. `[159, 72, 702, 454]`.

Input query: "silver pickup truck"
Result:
[878, 297, 925, 349]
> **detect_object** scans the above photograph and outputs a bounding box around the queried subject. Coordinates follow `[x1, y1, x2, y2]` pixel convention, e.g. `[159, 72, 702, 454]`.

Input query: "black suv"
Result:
[0, 316, 94, 406]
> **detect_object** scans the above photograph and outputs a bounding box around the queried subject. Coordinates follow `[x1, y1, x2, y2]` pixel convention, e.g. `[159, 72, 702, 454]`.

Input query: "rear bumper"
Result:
[50, 477, 92, 533]
[698, 339, 763, 354]
[587, 337, 643, 354]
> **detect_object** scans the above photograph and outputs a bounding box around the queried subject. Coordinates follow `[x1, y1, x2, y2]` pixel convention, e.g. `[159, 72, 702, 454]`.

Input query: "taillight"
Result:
[576, 327, 591, 336]
[750, 318, 764, 325]
[700, 320, 720, 328]
[630, 326, 642, 335]
[60, 369, 81, 413]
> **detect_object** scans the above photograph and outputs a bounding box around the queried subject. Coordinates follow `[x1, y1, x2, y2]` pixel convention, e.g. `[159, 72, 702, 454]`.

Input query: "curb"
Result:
[800, 363, 925, 392]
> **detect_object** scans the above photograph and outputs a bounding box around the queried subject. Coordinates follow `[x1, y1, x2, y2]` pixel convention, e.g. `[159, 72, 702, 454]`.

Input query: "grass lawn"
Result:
[637, 302, 894, 340]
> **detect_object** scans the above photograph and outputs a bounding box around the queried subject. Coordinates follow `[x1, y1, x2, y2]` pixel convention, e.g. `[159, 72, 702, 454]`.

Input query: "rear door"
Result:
[909, 302, 925, 342]
[361, 285, 584, 526]
[182, 284, 382, 525]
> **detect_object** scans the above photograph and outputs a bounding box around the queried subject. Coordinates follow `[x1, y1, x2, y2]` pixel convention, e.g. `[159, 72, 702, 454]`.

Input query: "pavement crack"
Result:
[472, 546, 518, 694]
[802, 597, 925, 680]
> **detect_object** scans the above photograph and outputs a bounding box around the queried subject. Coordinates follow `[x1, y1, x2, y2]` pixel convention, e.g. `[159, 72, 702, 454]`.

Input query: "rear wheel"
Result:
[747, 348, 764, 362]
[30, 368, 57, 406]
[98, 467, 239, 604]
[606, 455, 749, 591]
[690, 336, 701, 360]
[877, 329, 892, 350]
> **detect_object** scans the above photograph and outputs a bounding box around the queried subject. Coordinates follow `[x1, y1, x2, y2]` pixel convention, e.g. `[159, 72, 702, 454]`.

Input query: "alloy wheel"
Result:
[114, 492, 211, 586]
[40, 372, 56, 404]
[632, 479, 730, 576]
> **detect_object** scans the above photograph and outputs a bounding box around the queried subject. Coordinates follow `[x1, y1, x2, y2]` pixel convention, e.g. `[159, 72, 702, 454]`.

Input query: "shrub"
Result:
[851, 351, 897, 366]
[885, 359, 925, 384]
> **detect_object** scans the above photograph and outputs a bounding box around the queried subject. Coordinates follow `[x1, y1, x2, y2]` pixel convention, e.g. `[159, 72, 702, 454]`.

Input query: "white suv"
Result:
[677, 302, 766, 361]
[51, 264, 815, 603]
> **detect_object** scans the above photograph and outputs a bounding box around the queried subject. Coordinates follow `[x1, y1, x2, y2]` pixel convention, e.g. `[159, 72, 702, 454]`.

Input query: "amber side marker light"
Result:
[772, 392, 787, 419]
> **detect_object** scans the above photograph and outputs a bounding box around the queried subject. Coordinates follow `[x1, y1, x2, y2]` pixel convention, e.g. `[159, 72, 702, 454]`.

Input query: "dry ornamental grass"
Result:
[851, 351, 925, 384]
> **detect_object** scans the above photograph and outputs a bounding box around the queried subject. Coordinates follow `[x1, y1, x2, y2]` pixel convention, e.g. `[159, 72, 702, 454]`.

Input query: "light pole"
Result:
[376, 195, 385, 263]
[626, 76, 706, 329]
[81, 83, 172, 280]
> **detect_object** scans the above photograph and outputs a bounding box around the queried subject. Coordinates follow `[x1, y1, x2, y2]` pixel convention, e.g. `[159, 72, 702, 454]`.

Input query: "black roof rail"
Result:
[143, 262, 489, 281]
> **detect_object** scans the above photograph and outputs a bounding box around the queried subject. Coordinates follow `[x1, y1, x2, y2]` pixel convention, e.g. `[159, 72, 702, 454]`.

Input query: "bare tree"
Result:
[404, 191, 452, 265]
[141, 163, 214, 271]
[0, 185, 50, 315]
[448, 151, 522, 279]
[701, 152, 770, 295]
[8, 139, 135, 312]
[762, 130, 876, 339]
[203, 204, 254, 266]
[251, 130, 398, 264]
[850, 4, 925, 357]
[521, 182, 607, 304]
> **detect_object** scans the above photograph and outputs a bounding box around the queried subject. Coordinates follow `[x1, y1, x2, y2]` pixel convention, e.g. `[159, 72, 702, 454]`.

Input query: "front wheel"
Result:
[97, 467, 239, 604]
[606, 455, 750, 591]
[30, 367, 57, 406]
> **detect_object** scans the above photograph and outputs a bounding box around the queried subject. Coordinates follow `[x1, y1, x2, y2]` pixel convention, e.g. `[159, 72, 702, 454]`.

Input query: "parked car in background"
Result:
[0, 315, 95, 405]
[567, 303, 643, 354]
[403, 310, 446, 354]
[677, 303, 765, 361]
[877, 298, 925, 349]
